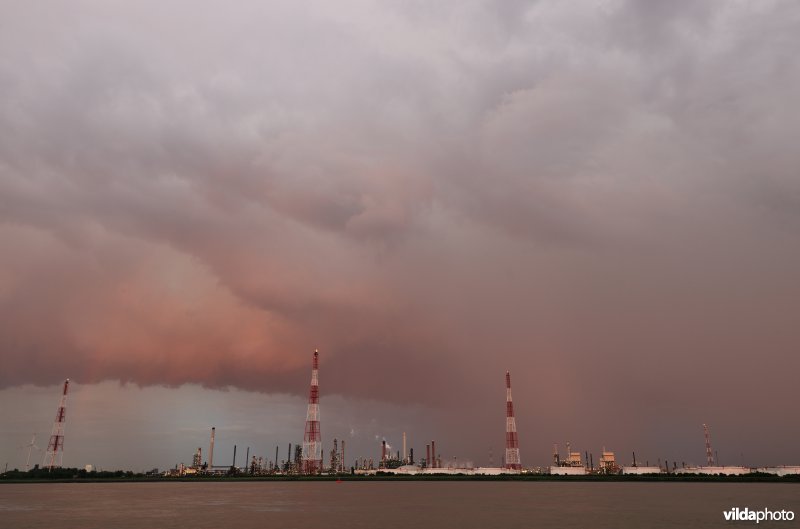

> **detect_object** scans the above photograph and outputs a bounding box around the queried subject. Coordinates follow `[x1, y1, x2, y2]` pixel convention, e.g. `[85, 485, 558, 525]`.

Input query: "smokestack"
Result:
[403, 432, 407, 463]
[382, 440, 387, 465]
[431, 440, 436, 469]
[632, 451, 637, 467]
[233, 445, 237, 467]
[410, 448, 414, 465]
[209, 427, 216, 468]
[426, 444, 430, 468]
[245, 447, 249, 471]
[275, 445, 279, 471]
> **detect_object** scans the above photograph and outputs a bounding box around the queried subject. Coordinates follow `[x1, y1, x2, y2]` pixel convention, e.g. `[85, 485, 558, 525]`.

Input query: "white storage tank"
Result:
[622, 466, 662, 475]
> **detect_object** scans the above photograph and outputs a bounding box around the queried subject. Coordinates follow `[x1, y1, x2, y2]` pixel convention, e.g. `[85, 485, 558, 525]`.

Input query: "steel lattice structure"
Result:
[504, 371, 522, 470]
[44, 378, 69, 470]
[302, 350, 322, 474]
[703, 424, 714, 466]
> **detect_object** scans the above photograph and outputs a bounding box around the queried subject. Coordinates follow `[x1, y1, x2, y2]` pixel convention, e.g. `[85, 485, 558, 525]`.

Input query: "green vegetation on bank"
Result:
[2, 468, 799, 483]
[1, 467, 141, 480]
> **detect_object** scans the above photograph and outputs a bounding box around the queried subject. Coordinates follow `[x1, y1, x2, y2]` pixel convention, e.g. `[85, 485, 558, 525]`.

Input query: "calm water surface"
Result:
[1, 482, 798, 529]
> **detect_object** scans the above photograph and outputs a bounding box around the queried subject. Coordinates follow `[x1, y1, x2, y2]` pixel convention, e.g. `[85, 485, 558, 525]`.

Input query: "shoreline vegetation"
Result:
[2, 469, 798, 484]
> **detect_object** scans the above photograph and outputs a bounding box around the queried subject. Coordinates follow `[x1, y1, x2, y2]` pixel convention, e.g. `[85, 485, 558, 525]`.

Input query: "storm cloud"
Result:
[1, 0, 799, 463]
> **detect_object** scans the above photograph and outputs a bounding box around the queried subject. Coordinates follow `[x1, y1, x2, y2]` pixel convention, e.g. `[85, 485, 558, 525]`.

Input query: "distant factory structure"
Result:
[621, 452, 661, 475]
[154, 350, 800, 479]
[550, 443, 587, 475]
[355, 371, 524, 476]
[551, 424, 761, 476]
[673, 424, 750, 475]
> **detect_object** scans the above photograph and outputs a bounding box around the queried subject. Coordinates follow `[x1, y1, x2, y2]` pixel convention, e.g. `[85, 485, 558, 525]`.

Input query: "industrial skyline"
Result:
[3, 361, 796, 475]
[2, 0, 800, 473]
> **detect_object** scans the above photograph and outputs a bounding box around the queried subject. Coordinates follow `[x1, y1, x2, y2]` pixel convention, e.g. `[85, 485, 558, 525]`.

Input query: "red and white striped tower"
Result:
[703, 424, 714, 466]
[44, 378, 69, 470]
[504, 371, 521, 470]
[302, 350, 322, 474]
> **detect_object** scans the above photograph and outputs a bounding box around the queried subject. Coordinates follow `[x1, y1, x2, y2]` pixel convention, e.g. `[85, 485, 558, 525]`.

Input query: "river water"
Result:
[1, 481, 798, 528]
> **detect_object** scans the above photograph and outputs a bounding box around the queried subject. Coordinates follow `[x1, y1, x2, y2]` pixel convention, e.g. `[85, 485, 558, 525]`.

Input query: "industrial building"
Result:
[621, 466, 663, 475]
[597, 449, 620, 474]
[355, 466, 522, 476]
[550, 443, 587, 475]
[673, 466, 752, 476]
[757, 466, 800, 476]
[550, 466, 587, 476]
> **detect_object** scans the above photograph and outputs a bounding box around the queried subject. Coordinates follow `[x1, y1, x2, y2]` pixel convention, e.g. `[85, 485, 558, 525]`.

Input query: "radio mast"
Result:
[43, 379, 70, 470]
[504, 371, 522, 471]
[302, 350, 322, 474]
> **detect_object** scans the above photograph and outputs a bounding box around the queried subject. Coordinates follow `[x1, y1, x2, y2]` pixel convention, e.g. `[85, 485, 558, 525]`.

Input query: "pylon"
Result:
[703, 424, 714, 466]
[302, 350, 322, 474]
[44, 379, 69, 470]
[504, 371, 521, 470]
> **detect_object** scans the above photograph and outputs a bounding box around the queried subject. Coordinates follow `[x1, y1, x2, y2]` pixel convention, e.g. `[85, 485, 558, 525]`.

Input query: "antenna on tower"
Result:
[504, 371, 521, 471]
[703, 424, 714, 466]
[43, 379, 70, 471]
[302, 349, 322, 474]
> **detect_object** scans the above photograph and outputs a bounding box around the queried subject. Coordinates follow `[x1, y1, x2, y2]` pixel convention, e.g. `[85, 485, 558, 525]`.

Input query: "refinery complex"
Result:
[20, 351, 800, 479]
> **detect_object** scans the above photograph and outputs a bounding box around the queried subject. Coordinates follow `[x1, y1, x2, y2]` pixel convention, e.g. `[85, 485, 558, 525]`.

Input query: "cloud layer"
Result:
[1, 0, 800, 461]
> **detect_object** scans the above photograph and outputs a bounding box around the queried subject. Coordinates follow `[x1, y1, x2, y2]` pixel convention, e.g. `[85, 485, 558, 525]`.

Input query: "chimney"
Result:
[209, 427, 216, 468]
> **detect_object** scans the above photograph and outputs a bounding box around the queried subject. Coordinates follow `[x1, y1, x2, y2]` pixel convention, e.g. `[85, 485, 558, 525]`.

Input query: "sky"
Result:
[1, 0, 799, 471]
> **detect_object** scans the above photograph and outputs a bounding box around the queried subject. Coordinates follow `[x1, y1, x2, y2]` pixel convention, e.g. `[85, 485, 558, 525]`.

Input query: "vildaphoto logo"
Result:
[723, 507, 795, 523]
